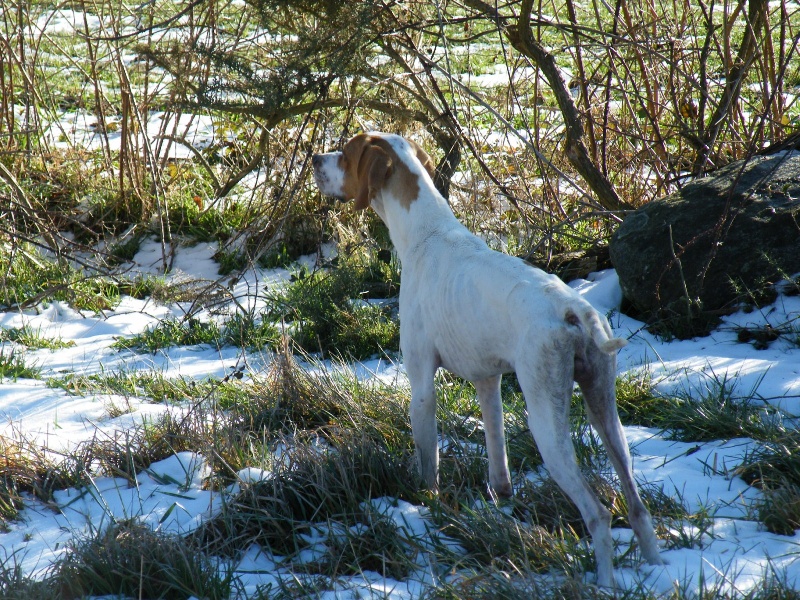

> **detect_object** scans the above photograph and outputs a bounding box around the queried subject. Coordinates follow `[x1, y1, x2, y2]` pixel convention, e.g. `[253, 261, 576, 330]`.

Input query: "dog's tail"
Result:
[565, 305, 627, 354]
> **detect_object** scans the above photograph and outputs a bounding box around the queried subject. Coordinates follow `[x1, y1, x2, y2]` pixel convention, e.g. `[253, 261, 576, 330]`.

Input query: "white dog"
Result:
[312, 132, 662, 586]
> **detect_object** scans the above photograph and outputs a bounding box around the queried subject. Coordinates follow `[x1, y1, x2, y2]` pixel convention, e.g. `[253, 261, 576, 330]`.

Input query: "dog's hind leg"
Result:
[585, 401, 663, 565]
[576, 346, 663, 566]
[581, 392, 663, 564]
[517, 363, 616, 587]
[475, 375, 512, 497]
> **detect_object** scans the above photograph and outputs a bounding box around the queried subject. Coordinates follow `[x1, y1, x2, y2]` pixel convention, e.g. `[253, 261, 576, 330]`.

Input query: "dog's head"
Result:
[312, 132, 435, 211]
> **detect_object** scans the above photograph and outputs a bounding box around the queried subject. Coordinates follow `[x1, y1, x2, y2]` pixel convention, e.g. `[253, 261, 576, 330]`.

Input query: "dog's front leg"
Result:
[406, 359, 440, 492]
[410, 387, 438, 491]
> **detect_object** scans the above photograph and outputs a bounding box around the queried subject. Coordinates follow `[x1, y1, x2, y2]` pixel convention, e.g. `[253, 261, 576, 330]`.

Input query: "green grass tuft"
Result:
[299, 505, 416, 580]
[57, 521, 231, 600]
[0, 554, 55, 600]
[0, 433, 96, 525]
[735, 431, 800, 535]
[194, 430, 419, 557]
[0, 325, 75, 350]
[0, 244, 163, 311]
[0, 348, 41, 380]
[112, 317, 223, 353]
[432, 497, 589, 577]
[267, 252, 400, 359]
[755, 483, 800, 535]
[614, 373, 668, 428]
[615, 372, 788, 443]
[113, 311, 280, 353]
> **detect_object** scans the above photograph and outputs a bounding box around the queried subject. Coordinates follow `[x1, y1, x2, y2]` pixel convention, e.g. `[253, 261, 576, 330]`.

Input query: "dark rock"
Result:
[610, 148, 800, 336]
[525, 245, 611, 282]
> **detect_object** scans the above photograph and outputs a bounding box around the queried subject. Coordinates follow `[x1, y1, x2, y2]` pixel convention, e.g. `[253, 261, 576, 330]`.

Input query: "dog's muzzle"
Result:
[311, 152, 346, 200]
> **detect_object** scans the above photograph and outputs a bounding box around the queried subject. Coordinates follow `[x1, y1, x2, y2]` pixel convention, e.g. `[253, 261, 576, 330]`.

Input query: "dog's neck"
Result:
[370, 177, 465, 261]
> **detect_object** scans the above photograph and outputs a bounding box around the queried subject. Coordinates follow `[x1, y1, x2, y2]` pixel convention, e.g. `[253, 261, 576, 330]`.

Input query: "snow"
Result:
[47, 110, 221, 160]
[1, 451, 219, 580]
[1, 241, 799, 597]
[5, 6, 800, 595]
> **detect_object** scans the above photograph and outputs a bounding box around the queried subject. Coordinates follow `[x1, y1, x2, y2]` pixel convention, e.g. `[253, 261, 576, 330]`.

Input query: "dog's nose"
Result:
[312, 154, 322, 169]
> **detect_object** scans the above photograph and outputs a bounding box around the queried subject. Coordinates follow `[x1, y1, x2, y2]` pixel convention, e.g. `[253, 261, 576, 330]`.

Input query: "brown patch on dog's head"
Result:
[339, 134, 435, 211]
[338, 134, 393, 211]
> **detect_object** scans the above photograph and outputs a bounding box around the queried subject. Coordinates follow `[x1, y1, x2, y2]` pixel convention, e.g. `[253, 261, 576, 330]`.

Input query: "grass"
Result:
[1, 409, 224, 529]
[0, 431, 96, 526]
[324, 508, 414, 580]
[612, 371, 800, 537]
[266, 251, 401, 360]
[112, 317, 224, 353]
[754, 483, 800, 536]
[0, 244, 163, 312]
[1, 0, 799, 591]
[735, 431, 800, 535]
[50, 369, 254, 413]
[0, 342, 798, 594]
[0, 554, 54, 600]
[737, 433, 800, 491]
[0, 349, 41, 380]
[0, 245, 159, 312]
[193, 431, 420, 557]
[108, 247, 398, 360]
[434, 497, 590, 576]
[428, 574, 610, 600]
[0, 436, 29, 525]
[733, 302, 800, 351]
[0, 326, 75, 350]
[57, 520, 232, 600]
[614, 371, 800, 536]
[52, 369, 213, 401]
[112, 311, 281, 353]
[614, 371, 790, 443]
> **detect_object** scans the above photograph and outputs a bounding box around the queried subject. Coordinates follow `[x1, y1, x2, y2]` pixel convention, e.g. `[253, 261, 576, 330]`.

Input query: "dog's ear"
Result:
[409, 140, 435, 179]
[354, 144, 392, 210]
